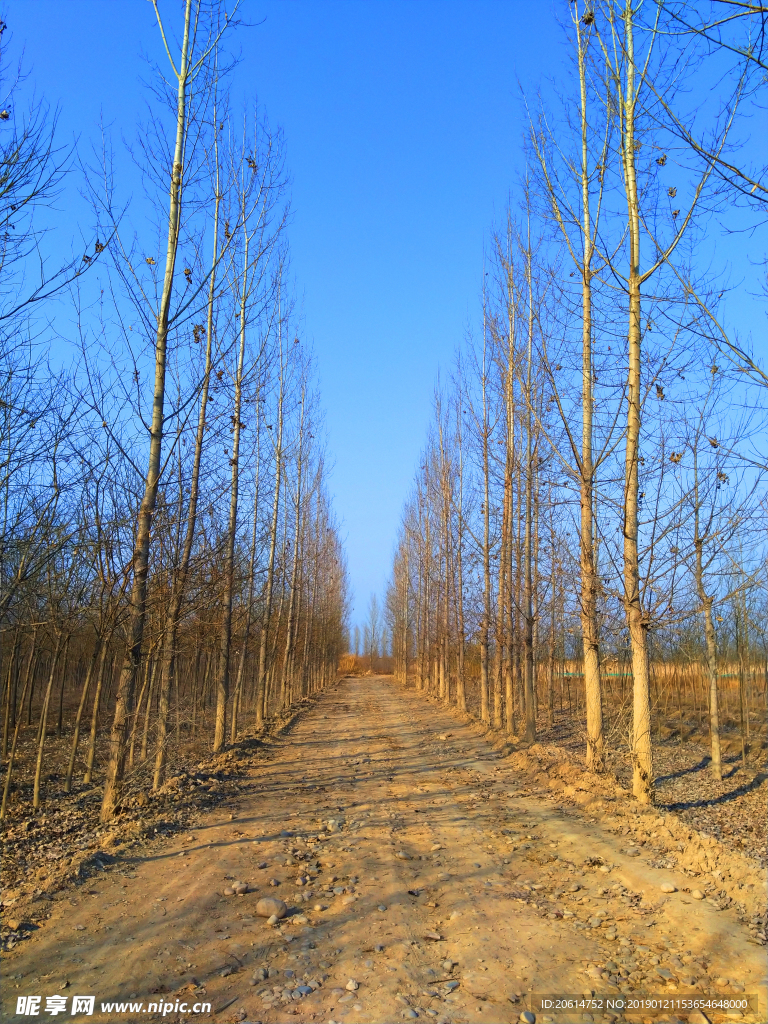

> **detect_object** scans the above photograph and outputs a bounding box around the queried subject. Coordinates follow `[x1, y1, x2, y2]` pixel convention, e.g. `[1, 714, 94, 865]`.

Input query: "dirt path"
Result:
[3, 677, 766, 1024]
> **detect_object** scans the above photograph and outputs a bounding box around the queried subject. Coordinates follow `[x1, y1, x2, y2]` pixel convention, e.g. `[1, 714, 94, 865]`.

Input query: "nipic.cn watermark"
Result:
[15, 996, 212, 1016]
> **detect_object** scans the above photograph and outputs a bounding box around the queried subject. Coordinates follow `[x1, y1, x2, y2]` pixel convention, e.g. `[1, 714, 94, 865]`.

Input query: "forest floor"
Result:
[533, 709, 768, 870]
[1, 676, 766, 1024]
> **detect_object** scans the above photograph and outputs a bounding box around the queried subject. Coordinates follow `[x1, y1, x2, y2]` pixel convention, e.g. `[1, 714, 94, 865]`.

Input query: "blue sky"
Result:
[6, 1, 763, 632]
[7, 0, 566, 625]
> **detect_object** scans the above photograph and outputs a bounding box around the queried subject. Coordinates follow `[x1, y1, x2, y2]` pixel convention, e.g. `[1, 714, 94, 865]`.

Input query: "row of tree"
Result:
[0, 2, 349, 823]
[386, 0, 767, 803]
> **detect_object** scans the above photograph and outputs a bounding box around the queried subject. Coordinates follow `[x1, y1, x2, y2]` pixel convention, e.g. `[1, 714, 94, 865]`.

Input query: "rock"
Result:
[519, 1013, 536, 1024]
[445, 980, 459, 991]
[314, 903, 326, 911]
[691, 890, 705, 900]
[404, 1011, 419, 1019]
[267, 914, 279, 925]
[375, 944, 384, 952]
[256, 896, 288, 919]
[252, 967, 268, 982]
[715, 977, 730, 987]
[396, 850, 412, 860]
[257, 861, 268, 869]
[269, 878, 279, 887]
[378, 904, 387, 912]
[233, 882, 248, 895]
[660, 883, 677, 893]
[431, 844, 443, 852]
[345, 979, 359, 991]
[327, 820, 341, 833]
[223, 887, 235, 896]
[687, 1013, 711, 1024]
[624, 848, 641, 857]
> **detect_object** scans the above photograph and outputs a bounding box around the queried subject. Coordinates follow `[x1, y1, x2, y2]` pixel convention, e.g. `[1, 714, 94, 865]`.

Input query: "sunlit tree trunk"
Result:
[574, 11, 604, 771]
[231, 422, 261, 740]
[692, 449, 722, 779]
[280, 389, 306, 708]
[101, 0, 193, 819]
[522, 230, 536, 743]
[480, 305, 491, 725]
[619, 5, 653, 803]
[256, 315, 285, 725]
[154, 130, 220, 784]
[214, 211, 250, 752]
[455, 400, 467, 712]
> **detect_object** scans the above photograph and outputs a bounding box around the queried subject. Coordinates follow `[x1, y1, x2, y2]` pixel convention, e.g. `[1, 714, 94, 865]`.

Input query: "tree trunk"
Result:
[576, 13, 605, 771]
[230, 423, 262, 741]
[280, 390, 306, 710]
[480, 312, 491, 725]
[101, 0, 193, 821]
[65, 636, 101, 793]
[620, 5, 652, 803]
[523, 233, 536, 744]
[256, 332, 285, 726]
[0, 647, 37, 820]
[84, 644, 110, 785]
[33, 631, 64, 810]
[1, 628, 21, 758]
[214, 214, 250, 752]
[154, 130, 220, 786]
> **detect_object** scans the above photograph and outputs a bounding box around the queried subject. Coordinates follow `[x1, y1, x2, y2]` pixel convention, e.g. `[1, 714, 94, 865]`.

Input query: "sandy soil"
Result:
[2, 676, 766, 1024]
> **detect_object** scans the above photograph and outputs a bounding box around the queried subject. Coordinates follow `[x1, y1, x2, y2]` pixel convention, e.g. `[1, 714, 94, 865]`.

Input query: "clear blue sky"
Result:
[7, 0, 565, 626]
[6, 1, 762, 632]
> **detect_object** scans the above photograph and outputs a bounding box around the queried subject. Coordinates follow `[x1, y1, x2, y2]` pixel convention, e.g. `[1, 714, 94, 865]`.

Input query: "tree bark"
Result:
[101, 0, 193, 820]
[154, 129, 220, 785]
[619, 3, 653, 803]
[65, 636, 101, 793]
[214, 207, 251, 752]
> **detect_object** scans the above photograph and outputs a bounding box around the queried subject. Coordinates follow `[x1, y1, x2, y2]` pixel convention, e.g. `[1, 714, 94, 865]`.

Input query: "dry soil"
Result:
[2, 676, 766, 1024]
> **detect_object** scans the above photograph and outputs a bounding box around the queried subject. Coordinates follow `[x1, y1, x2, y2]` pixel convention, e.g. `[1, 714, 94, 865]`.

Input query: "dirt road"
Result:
[3, 677, 766, 1024]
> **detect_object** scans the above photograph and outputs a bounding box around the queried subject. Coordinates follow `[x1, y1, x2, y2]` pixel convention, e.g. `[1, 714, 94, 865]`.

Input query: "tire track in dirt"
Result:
[3, 676, 765, 1024]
